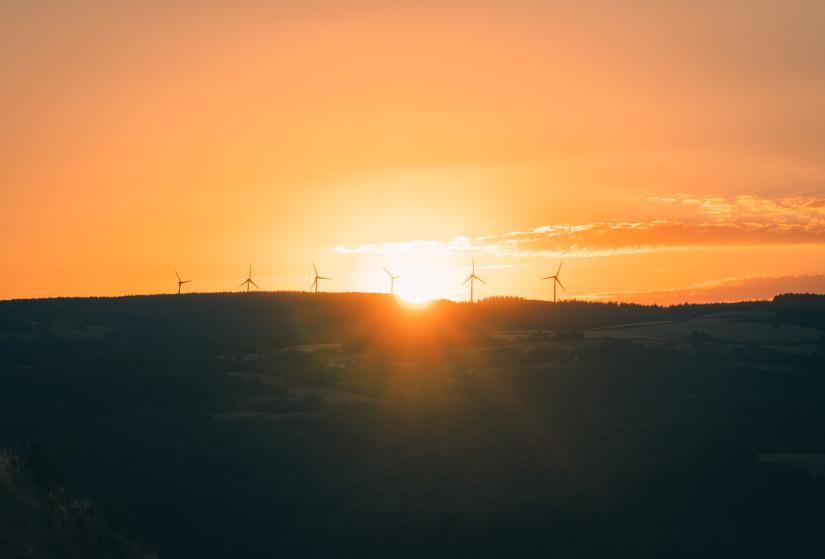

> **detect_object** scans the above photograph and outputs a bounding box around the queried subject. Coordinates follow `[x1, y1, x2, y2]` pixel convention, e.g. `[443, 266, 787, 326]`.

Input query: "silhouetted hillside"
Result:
[1, 293, 825, 558]
[774, 293, 825, 331]
[3, 292, 817, 352]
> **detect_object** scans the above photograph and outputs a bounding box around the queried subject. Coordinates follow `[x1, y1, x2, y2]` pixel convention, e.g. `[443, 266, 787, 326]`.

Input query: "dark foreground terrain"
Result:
[1, 293, 825, 558]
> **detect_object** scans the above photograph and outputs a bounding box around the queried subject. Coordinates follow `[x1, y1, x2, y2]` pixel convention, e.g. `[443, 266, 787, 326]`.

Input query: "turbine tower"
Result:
[239, 265, 259, 292]
[382, 267, 402, 295]
[462, 259, 486, 303]
[541, 260, 565, 303]
[310, 262, 330, 293]
[175, 270, 192, 295]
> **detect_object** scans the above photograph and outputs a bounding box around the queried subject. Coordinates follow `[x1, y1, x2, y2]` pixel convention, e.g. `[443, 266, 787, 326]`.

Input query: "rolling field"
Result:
[493, 311, 824, 354]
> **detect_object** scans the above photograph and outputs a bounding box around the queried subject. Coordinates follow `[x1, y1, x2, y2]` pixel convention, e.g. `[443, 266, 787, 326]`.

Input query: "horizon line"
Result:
[2, 289, 818, 308]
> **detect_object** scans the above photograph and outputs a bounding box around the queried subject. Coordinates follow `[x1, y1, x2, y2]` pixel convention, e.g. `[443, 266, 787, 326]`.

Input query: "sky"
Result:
[2, 0, 825, 303]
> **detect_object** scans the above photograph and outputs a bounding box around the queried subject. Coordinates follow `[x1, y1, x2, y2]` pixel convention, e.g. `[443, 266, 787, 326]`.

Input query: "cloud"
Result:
[330, 194, 825, 258]
[646, 193, 825, 222]
[578, 274, 825, 305]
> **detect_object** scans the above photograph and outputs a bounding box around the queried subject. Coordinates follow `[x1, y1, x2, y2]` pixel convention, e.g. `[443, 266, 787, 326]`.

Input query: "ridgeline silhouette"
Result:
[1, 292, 824, 557]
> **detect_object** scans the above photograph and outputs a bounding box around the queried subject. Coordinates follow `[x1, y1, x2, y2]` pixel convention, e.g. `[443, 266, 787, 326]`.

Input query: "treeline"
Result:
[774, 293, 825, 331]
[1, 292, 823, 352]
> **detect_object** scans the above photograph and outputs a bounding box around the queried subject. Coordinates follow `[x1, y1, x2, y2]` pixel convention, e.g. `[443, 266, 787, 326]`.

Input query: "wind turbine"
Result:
[175, 270, 192, 295]
[541, 260, 565, 302]
[310, 262, 330, 293]
[462, 259, 486, 303]
[239, 265, 259, 292]
[382, 267, 403, 295]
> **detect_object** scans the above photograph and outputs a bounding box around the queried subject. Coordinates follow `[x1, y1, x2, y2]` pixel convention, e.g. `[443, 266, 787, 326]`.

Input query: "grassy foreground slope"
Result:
[0, 450, 153, 559]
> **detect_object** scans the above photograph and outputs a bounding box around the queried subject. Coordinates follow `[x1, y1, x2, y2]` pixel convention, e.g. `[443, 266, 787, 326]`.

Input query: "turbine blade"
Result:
[555, 278, 566, 291]
[383, 267, 391, 277]
[556, 260, 563, 276]
[310, 278, 317, 290]
[175, 270, 181, 281]
[462, 275, 471, 285]
[183, 280, 192, 284]
[318, 276, 330, 280]
[313, 262, 318, 275]
[239, 280, 248, 288]
[250, 280, 260, 289]
[540, 276, 553, 280]
[476, 275, 487, 285]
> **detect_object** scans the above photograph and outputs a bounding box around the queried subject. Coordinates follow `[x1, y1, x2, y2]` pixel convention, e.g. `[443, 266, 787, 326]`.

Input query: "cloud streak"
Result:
[331, 195, 825, 258]
[578, 274, 825, 305]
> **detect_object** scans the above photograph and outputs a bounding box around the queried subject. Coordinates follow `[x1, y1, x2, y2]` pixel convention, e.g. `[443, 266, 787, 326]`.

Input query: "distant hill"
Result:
[2, 292, 823, 351]
[773, 293, 825, 332]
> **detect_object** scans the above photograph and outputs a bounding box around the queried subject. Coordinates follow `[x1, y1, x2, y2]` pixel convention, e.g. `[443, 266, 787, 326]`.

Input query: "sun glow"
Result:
[397, 287, 433, 305]
[393, 267, 453, 305]
[395, 272, 440, 304]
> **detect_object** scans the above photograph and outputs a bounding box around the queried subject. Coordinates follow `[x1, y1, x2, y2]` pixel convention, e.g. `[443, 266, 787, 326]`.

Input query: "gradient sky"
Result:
[2, 0, 825, 303]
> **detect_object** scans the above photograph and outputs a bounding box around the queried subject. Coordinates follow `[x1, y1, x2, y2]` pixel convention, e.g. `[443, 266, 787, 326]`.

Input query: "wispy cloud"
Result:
[578, 274, 825, 305]
[645, 193, 825, 222]
[330, 195, 825, 258]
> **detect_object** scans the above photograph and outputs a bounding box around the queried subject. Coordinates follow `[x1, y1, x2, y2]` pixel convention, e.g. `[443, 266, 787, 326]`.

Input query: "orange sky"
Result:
[2, 1, 825, 303]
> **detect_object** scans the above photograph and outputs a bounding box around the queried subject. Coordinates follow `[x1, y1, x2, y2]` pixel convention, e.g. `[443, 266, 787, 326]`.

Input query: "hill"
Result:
[1, 293, 824, 557]
[3, 291, 818, 350]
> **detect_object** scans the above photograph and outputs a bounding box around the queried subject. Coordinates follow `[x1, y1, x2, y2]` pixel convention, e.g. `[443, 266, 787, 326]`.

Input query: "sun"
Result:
[397, 285, 434, 305]
[382, 260, 454, 305]
[395, 271, 445, 306]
